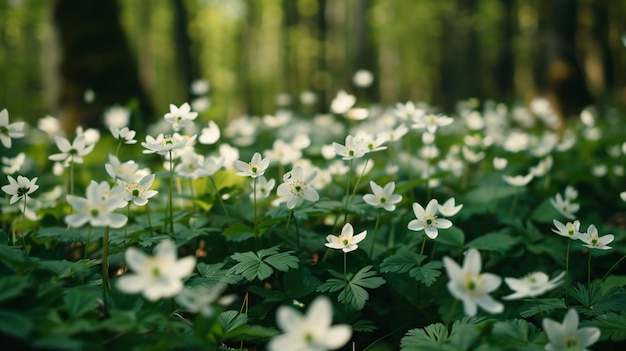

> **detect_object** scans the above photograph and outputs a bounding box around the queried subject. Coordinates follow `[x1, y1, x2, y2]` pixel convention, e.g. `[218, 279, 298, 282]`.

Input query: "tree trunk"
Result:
[52, 0, 154, 133]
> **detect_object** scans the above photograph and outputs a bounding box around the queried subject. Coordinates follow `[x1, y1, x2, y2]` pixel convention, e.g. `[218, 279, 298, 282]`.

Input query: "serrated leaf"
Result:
[401, 324, 455, 351]
[380, 249, 422, 274]
[520, 298, 567, 318]
[227, 247, 299, 281]
[195, 262, 242, 286]
[408, 261, 443, 287]
[319, 265, 385, 310]
[589, 312, 626, 341]
[351, 319, 377, 332]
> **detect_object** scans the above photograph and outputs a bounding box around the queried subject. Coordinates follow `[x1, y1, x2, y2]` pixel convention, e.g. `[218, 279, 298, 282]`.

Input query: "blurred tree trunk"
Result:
[52, 0, 154, 133]
[439, 0, 481, 112]
[494, 0, 515, 103]
[588, 0, 614, 101]
[350, 0, 377, 103]
[534, 0, 592, 119]
[173, 0, 199, 103]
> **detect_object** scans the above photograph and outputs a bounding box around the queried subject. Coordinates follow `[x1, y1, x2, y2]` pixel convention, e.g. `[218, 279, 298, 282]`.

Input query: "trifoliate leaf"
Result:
[227, 246, 299, 281]
[408, 261, 443, 287]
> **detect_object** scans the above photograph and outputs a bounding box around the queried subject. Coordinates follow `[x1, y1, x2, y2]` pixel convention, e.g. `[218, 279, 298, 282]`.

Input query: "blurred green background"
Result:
[1, 0, 625, 130]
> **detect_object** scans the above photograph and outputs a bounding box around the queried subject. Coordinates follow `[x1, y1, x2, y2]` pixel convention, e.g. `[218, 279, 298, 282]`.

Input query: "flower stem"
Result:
[565, 240, 571, 304]
[587, 250, 592, 307]
[343, 251, 348, 304]
[445, 298, 459, 330]
[418, 234, 428, 267]
[286, 209, 296, 247]
[602, 253, 626, 282]
[69, 160, 75, 196]
[209, 176, 231, 223]
[253, 177, 258, 238]
[343, 160, 353, 225]
[102, 225, 111, 312]
[20, 198, 26, 248]
[168, 151, 174, 234]
[350, 158, 369, 199]
[369, 211, 381, 259]
[115, 140, 122, 156]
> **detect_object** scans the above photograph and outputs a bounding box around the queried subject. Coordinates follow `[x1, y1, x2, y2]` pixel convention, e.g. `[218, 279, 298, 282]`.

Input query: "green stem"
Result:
[369, 211, 381, 259]
[188, 178, 195, 199]
[146, 202, 154, 236]
[253, 177, 258, 238]
[168, 151, 174, 234]
[445, 299, 459, 330]
[115, 140, 122, 156]
[286, 209, 296, 246]
[587, 250, 592, 307]
[209, 176, 231, 223]
[124, 203, 130, 243]
[350, 157, 369, 199]
[418, 234, 428, 267]
[102, 225, 111, 312]
[343, 251, 348, 304]
[508, 191, 518, 218]
[20, 198, 26, 248]
[343, 160, 353, 224]
[602, 253, 626, 281]
[565, 240, 571, 304]
[70, 160, 75, 196]
[82, 227, 92, 286]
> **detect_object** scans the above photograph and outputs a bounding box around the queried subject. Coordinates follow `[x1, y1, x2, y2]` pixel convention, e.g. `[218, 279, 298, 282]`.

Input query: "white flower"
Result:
[412, 113, 454, 134]
[116, 239, 196, 301]
[580, 224, 614, 250]
[2, 175, 38, 205]
[543, 309, 600, 351]
[252, 176, 275, 199]
[110, 126, 137, 144]
[462, 146, 485, 163]
[330, 90, 356, 114]
[37, 115, 63, 138]
[191, 96, 211, 113]
[65, 181, 127, 228]
[198, 120, 220, 144]
[2, 152, 25, 174]
[362, 181, 402, 212]
[353, 69, 374, 88]
[530, 155, 553, 177]
[141, 133, 194, 156]
[164, 102, 198, 131]
[120, 174, 158, 206]
[264, 139, 302, 166]
[394, 101, 425, 121]
[104, 105, 130, 129]
[234, 152, 270, 178]
[502, 173, 534, 187]
[552, 219, 582, 240]
[190, 79, 210, 95]
[438, 198, 463, 217]
[48, 135, 95, 165]
[325, 223, 367, 253]
[564, 186, 578, 200]
[175, 284, 226, 317]
[75, 126, 100, 145]
[0, 108, 25, 148]
[105, 154, 142, 182]
[332, 135, 367, 160]
[407, 199, 452, 239]
[268, 295, 351, 351]
[443, 248, 503, 317]
[277, 166, 319, 209]
[621, 191, 626, 202]
[550, 192, 579, 220]
[503, 271, 565, 300]
[197, 156, 224, 177]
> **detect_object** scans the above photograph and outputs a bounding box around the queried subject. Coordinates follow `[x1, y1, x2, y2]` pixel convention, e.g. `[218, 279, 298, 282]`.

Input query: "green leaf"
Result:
[437, 226, 465, 248]
[218, 310, 248, 336]
[465, 184, 523, 204]
[222, 222, 255, 242]
[0, 275, 31, 303]
[31, 335, 82, 350]
[589, 312, 626, 341]
[64, 288, 100, 319]
[380, 249, 422, 274]
[408, 261, 443, 287]
[401, 323, 455, 351]
[193, 262, 243, 287]
[520, 298, 567, 318]
[227, 246, 299, 281]
[100, 310, 138, 332]
[491, 319, 543, 345]
[0, 309, 33, 339]
[466, 229, 519, 252]
[319, 265, 385, 310]
[36, 227, 86, 243]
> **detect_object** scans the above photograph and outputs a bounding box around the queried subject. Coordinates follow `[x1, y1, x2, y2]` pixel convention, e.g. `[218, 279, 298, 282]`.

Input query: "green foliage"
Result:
[400, 318, 487, 351]
[317, 265, 386, 310]
[380, 249, 443, 286]
[588, 312, 626, 341]
[227, 246, 299, 281]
